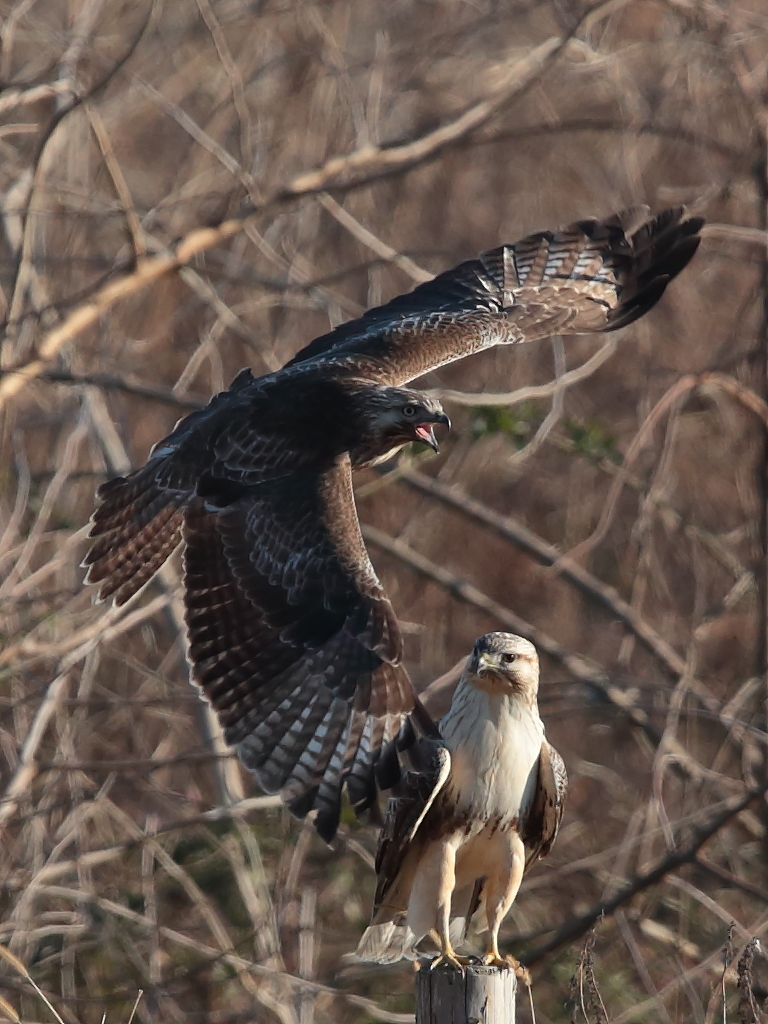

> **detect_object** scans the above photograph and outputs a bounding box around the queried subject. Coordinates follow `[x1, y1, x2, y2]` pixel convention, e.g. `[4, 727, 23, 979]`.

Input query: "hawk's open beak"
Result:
[414, 413, 450, 453]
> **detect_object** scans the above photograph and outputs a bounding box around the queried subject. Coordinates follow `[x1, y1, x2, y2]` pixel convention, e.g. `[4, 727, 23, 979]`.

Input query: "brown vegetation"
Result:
[1, 1, 767, 1022]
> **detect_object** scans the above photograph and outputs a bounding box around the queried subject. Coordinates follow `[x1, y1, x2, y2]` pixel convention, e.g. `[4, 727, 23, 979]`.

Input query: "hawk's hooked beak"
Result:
[414, 413, 450, 453]
[475, 651, 500, 676]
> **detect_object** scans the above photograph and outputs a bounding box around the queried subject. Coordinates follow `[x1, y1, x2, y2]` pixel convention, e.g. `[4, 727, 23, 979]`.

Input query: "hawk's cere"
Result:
[83, 207, 700, 841]
[356, 633, 566, 976]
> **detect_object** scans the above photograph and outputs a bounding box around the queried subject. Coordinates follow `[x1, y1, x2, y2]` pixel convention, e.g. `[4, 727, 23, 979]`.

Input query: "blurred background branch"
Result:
[1, 1, 768, 1022]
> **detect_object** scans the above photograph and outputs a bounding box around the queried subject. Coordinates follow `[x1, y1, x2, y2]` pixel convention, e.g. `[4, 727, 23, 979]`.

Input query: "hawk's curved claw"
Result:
[482, 952, 531, 985]
[430, 951, 472, 973]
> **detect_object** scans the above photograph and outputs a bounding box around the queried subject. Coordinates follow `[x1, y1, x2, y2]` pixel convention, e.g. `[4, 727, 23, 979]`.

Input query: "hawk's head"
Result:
[350, 387, 450, 467]
[467, 632, 539, 701]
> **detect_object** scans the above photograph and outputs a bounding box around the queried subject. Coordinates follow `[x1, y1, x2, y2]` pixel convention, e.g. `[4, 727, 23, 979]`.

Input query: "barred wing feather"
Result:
[286, 207, 703, 385]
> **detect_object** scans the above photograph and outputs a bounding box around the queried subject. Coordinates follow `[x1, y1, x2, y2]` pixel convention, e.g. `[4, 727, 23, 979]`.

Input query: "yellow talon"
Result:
[431, 953, 471, 972]
[508, 956, 532, 986]
[482, 949, 531, 984]
[430, 943, 472, 973]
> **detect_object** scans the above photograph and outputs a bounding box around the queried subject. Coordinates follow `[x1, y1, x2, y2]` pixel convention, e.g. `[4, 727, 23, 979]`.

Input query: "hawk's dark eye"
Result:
[501, 652, 517, 664]
[402, 404, 418, 418]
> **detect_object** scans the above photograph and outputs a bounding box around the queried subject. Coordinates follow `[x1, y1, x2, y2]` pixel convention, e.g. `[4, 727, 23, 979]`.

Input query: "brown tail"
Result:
[82, 465, 189, 605]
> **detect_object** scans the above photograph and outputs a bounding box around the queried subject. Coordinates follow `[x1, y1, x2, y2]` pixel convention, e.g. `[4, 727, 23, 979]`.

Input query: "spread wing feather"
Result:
[81, 367, 307, 605]
[183, 456, 416, 842]
[286, 207, 703, 385]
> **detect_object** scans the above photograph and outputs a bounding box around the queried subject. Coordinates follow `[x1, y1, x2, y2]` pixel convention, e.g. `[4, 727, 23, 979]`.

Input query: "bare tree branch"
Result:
[0, 26, 595, 409]
[523, 782, 768, 969]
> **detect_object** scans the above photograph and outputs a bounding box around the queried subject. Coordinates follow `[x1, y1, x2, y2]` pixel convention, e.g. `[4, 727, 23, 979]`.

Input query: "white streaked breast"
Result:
[439, 682, 543, 825]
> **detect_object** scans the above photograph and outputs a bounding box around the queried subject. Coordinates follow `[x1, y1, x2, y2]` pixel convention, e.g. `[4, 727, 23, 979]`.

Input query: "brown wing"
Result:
[81, 371, 255, 605]
[522, 740, 568, 868]
[82, 367, 299, 606]
[371, 738, 451, 910]
[285, 207, 703, 385]
[183, 455, 417, 843]
[82, 368, 354, 606]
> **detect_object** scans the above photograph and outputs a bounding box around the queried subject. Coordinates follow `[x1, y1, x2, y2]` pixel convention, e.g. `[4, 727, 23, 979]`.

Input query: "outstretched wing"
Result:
[183, 455, 417, 842]
[81, 368, 308, 606]
[82, 370, 259, 605]
[285, 207, 703, 385]
[522, 740, 568, 868]
[82, 369, 348, 607]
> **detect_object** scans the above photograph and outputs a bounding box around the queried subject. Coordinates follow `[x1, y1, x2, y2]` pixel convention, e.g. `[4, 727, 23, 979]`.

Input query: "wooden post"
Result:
[415, 963, 517, 1024]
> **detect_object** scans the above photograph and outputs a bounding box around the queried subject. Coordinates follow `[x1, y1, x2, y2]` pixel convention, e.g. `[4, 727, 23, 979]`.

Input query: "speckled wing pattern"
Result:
[522, 740, 568, 867]
[182, 456, 416, 842]
[286, 206, 703, 385]
[83, 368, 348, 607]
[82, 368, 263, 605]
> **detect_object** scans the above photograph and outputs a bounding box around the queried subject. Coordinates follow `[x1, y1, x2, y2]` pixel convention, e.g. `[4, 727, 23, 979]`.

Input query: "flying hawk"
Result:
[84, 379, 448, 840]
[355, 633, 566, 978]
[83, 206, 700, 841]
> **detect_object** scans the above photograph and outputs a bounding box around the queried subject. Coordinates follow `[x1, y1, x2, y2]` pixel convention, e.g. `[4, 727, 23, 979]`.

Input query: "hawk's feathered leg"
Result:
[481, 831, 530, 981]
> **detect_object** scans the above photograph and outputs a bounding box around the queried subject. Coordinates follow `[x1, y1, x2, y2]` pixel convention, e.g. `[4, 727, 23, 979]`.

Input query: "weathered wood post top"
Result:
[416, 963, 517, 1024]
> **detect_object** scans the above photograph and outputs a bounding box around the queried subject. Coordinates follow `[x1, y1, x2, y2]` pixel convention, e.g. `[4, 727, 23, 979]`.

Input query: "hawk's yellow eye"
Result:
[402, 404, 418, 418]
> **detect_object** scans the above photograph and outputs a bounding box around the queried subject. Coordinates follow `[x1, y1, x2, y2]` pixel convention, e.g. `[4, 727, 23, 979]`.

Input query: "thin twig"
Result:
[431, 338, 617, 407]
[524, 783, 768, 968]
[0, 28, 592, 408]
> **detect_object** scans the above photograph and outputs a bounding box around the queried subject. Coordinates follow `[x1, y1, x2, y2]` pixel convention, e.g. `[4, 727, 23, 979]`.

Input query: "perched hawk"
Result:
[83, 207, 698, 841]
[356, 633, 566, 977]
